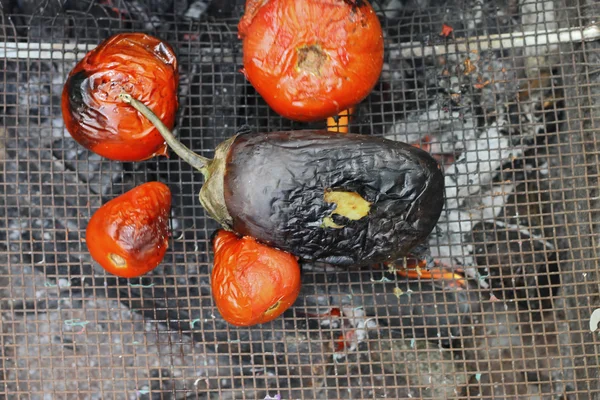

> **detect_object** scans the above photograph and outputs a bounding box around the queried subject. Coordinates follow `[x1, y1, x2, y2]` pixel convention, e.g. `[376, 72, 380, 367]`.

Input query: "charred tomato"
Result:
[86, 181, 172, 278]
[211, 230, 301, 327]
[62, 32, 179, 161]
[238, 0, 384, 122]
[121, 94, 445, 268]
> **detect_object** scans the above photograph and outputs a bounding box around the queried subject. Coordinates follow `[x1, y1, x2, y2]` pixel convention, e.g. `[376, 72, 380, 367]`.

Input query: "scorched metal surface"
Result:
[1, 0, 600, 399]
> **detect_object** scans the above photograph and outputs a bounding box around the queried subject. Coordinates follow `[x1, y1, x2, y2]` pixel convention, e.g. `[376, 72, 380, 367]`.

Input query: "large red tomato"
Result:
[211, 230, 301, 327]
[238, 0, 385, 122]
[62, 33, 179, 162]
[86, 182, 172, 278]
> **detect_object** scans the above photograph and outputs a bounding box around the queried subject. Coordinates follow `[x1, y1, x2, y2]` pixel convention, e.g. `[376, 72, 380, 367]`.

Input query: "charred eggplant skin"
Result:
[223, 130, 445, 266]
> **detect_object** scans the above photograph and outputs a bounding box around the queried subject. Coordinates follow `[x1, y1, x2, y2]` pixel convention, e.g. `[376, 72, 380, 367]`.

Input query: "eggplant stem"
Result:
[119, 93, 211, 176]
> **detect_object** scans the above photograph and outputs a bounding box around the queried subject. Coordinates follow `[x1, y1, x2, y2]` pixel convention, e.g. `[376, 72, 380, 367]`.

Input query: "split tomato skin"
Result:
[62, 33, 178, 162]
[211, 230, 301, 327]
[238, 0, 385, 122]
[86, 182, 172, 278]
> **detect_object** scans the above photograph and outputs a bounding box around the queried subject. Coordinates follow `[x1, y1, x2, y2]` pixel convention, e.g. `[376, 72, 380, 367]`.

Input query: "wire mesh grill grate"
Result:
[1, 0, 600, 398]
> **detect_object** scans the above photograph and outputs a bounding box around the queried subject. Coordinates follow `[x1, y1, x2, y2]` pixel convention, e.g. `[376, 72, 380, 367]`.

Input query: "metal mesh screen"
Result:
[1, 0, 600, 398]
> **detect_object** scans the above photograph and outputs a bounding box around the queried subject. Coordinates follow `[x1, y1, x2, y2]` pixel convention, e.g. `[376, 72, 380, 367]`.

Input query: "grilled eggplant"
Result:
[120, 94, 445, 266]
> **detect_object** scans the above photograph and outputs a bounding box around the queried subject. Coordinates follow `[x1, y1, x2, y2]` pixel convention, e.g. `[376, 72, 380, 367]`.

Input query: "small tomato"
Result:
[86, 182, 172, 278]
[62, 33, 178, 161]
[211, 230, 301, 327]
[238, 0, 384, 122]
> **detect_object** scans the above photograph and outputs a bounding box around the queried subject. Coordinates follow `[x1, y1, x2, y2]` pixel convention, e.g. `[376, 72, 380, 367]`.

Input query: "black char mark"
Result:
[342, 0, 366, 9]
[63, 69, 109, 147]
[65, 70, 89, 117]
[224, 130, 444, 266]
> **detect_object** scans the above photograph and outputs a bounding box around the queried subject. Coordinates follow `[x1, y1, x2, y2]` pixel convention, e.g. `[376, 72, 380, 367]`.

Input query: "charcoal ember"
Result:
[377, 0, 518, 37]
[374, 0, 532, 142]
[244, 332, 330, 399]
[128, 0, 179, 15]
[182, 63, 243, 156]
[471, 221, 559, 311]
[210, 325, 331, 399]
[377, 43, 521, 141]
[550, 20, 600, 395]
[97, 276, 343, 396]
[15, 0, 61, 14]
[0, 0, 14, 12]
[0, 127, 6, 169]
[12, 116, 129, 270]
[63, 0, 97, 11]
[205, 0, 240, 18]
[0, 272, 261, 400]
[192, 282, 468, 399]
[460, 301, 577, 397]
[50, 137, 125, 197]
[501, 172, 562, 245]
[108, 268, 243, 354]
[182, 0, 210, 19]
[437, 51, 521, 119]
[297, 269, 480, 347]
[470, 176, 562, 311]
[111, 0, 164, 31]
[15, 0, 163, 40]
[63, 4, 129, 41]
[97, 266, 478, 385]
[26, 15, 73, 41]
[12, 0, 73, 40]
[3, 125, 102, 277]
[359, 57, 433, 136]
[325, 338, 468, 399]
[1, 61, 66, 126]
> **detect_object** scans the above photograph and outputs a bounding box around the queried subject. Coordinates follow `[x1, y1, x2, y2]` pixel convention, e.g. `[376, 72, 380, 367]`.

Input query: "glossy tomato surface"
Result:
[62, 33, 179, 161]
[238, 0, 384, 122]
[211, 230, 301, 327]
[86, 182, 172, 278]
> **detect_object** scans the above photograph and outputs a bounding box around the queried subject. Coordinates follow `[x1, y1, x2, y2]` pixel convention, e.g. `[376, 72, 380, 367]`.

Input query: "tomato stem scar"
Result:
[296, 45, 327, 76]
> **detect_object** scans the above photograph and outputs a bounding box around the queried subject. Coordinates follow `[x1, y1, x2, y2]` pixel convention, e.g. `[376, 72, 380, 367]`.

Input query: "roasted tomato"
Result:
[62, 32, 179, 161]
[238, 0, 385, 122]
[86, 182, 172, 278]
[211, 230, 301, 327]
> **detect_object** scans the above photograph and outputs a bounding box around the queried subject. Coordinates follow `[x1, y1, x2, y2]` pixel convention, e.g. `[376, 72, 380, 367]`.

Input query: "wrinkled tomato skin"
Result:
[238, 0, 384, 122]
[86, 182, 172, 278]
[211, 230, 301, 327]
[62, 33, 179, 161]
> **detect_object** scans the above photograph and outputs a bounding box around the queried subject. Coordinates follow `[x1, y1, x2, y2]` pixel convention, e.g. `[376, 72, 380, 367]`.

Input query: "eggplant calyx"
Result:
[199, 135, 236, 229]
[120, 92, 234, 229]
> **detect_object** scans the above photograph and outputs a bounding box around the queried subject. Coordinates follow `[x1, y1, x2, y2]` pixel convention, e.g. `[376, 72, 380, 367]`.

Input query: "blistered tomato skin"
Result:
[86, 182, 172, 278]
[211, 230, 301, 327]
[238, 0, 385, 122]
[62, 33, 179, 161]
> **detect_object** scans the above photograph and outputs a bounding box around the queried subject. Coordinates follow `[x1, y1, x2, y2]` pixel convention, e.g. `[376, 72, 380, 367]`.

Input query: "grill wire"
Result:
[1, 0, 600, 398]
